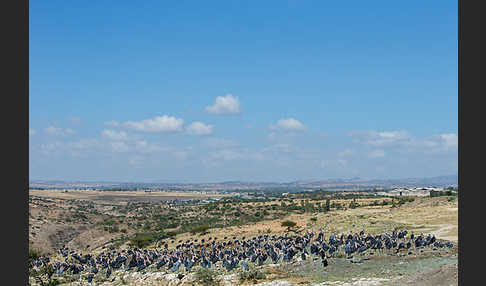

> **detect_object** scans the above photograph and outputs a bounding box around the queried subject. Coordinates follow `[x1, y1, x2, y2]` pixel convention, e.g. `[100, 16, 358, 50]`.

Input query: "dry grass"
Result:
[29, 189, 228, 201]
[29, 191, 458, 256]
[162, 196, 458, 247]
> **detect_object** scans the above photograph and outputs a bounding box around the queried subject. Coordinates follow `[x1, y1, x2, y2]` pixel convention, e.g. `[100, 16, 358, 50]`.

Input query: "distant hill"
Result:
[29, 174, 457, 191]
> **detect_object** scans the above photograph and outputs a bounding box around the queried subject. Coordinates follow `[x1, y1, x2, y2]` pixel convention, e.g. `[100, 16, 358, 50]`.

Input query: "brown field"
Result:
[29, 189, 228, 202]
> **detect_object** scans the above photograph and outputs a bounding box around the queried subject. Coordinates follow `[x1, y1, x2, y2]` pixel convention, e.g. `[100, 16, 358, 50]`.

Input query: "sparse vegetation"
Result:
[29, 248, 42, 263]
[281, 220, 297, 230]
[194, 267, 220, 286]
[190, 224, 210, 234]
[238, 266, 266, 283]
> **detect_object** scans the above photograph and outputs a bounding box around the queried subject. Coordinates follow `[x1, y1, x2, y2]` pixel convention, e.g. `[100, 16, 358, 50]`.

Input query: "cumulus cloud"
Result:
[102, 129, 130, 141]
[439, 133, 458, 150]
[205, 94, 241, 115]
[186, 122, 213, 136]
[123, 115, 184, 133]
[29, 128, 36, 136]
[270, 118, 306, 131]
[45, 126, 76, 136]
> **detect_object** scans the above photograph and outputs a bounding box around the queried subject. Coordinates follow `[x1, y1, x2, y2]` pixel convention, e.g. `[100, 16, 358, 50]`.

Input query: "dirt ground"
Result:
[29, 191, 458, 285]
[29, 189, 228, 202]
[171, 196, 457, 247]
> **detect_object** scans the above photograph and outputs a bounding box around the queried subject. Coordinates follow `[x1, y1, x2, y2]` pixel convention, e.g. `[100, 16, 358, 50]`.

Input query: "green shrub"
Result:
[190, 224, 210, 234]
[29, 248, 42, 263]
[194, 267, 220, 286]
[30, 263, 60, 286]
[281, 220, 297, 229]
[129, 233, 156, 248]
[238, 267, 266, 283]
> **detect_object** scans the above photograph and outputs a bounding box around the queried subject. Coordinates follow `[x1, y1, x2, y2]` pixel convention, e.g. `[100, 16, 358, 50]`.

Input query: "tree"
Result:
[325, 199, 331, 212]
[281, 220, 297, 231]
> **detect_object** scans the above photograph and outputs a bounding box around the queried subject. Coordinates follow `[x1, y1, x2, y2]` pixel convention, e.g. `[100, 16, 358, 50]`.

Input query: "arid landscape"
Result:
[29, 188, 458, 285]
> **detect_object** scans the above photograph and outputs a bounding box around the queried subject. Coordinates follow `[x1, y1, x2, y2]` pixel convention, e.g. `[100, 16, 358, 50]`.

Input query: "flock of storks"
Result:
[30, 229, 454, 283]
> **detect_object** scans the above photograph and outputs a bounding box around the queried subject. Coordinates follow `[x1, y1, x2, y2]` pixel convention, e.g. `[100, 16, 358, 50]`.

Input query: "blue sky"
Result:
[29, 1, 457, 182]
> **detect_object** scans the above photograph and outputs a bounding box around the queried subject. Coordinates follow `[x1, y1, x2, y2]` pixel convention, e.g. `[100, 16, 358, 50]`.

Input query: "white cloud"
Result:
[67, 139, 99, 150]
[102, 129, 129, 141]
[40, 141, 64, 154]
[109, 141, 130, 153]
[65, 139, 100, 156]
[377, 131, 408, 140]
[186, 121, 213, 136]
[350, 130, 458, 155]
[439, 133, 458, 150]
[45, 126, 76, 136]
[205, 94, 241, 115]
[369, 131, 408, 146]
[368, 149, 386, 158]
[349, 130, 409, 147]
[29, 128, 36, 136]
[123, 115, 184, 133]
[134, 140, 166, 154]
[270, 118, 306, 131]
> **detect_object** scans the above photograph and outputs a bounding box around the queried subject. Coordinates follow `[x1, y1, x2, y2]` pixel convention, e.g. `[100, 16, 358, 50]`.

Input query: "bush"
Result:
[194, 267, 220, 286]
[29, 248, 42, 263]
[190, 224, 210, 234]
[281, 220, 297, 229]
[238, 267, 266, 283]
[129, 233, 156, 248]
[30, 263, 60, 286]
